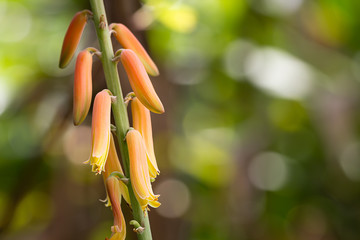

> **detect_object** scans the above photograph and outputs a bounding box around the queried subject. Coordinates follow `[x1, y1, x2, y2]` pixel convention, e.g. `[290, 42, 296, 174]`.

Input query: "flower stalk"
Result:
[89, 0, 155, 239]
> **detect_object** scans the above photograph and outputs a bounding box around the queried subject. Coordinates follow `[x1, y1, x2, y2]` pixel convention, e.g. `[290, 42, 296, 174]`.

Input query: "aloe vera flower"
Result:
[103, 133, 131, 206]
[110, 23, 159, 76]
[106, 176, 126, 240]
[126, 129, 160, 211]
[73, 49, 93, 126]
[120, 49, 164, 114]
[59, 10, 92, 68]
[131, 97, 159, 179]
[89, 89, 112, 174]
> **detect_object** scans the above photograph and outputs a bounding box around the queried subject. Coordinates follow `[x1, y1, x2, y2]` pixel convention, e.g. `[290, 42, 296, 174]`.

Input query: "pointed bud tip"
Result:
[112, 24, 159, 76]
[154, 105, 165, 114]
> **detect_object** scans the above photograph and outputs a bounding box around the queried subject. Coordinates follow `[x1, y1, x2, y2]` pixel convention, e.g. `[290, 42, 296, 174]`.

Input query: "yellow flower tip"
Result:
[73, 49, 93, 126]
[149, 199, 161, 208]
[109, 231, 126, 240]
[120, 49, 164, 114]
[59, 10, 92, 68]
[89, 90, 112, 174]
[131, 97, 160, 178]
[126, 129, 160, 211]
[111, 23, 159, 76]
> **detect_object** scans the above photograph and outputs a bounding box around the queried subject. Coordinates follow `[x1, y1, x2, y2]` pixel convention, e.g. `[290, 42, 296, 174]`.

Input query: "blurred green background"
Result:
[1, 0, 360, 239]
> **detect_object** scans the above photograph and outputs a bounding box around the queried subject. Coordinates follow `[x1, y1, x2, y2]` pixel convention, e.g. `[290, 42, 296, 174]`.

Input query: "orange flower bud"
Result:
[89, 90, 112, 174]
[106, 176, 126, 240]
[103, 133, 131, 206]
[110, 23, 159, 76]
[120, 49, 164, 114]
[73, 50, 93, 126]
[59, 10, 92, 68]
[131, 97, 159, 179]
[126, 129, 160, 211]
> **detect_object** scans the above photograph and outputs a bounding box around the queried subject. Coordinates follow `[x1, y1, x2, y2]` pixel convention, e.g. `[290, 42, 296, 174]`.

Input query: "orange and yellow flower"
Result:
[103, 133, 131, 206]
[126, 129, 160, 211]
[106, 176, 126, 240]
[120, 49, 164, 114]
[131, 97, 159, 179]
[59, 10, 92, 68]
[89, 89, 112, 174]
[110, 23, 159, 76]
[73, 49, 93, 126]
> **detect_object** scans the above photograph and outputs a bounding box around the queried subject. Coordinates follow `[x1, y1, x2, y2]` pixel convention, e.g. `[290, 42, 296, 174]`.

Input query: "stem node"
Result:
[99, 14, 106, 29]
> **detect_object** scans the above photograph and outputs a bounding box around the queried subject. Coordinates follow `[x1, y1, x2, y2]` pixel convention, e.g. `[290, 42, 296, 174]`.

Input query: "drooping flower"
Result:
[59, 10, 92, 68]
[126, 129, 160, 211]
[89, 89, 112, 174]
[106, 176, 126, 240]
[131, 97, 159, 179]
[110, 23, 159, 76]
[73, 49, 93, 126]
[103, 133, 131, 206]
[120, 49, 164, 114]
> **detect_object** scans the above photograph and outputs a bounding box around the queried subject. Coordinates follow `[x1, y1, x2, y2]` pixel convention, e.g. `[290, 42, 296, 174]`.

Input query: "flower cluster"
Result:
[59, 9, 163, 240]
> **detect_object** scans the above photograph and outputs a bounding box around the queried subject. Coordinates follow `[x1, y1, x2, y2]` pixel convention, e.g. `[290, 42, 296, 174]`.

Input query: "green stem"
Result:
[89, 1, 153, 239]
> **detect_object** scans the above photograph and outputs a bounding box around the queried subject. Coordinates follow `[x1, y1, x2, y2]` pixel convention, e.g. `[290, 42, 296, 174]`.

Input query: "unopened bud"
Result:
[110, 23, 159, 76]
[120, 49, 164, 114]
[59, 10, 92, 68]
[73, 50, 93, 125]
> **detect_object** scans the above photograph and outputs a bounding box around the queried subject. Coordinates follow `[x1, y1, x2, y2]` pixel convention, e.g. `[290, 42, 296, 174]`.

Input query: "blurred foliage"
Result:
[2, 0, 360, 239]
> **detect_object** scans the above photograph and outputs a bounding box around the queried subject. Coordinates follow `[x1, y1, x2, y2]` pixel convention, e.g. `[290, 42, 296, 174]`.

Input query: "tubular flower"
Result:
[106, 176, 126, 240]
[110, 23, 159, 76]
[73, 50, 93, 125]
[59, 10, 92, 68]
[126, 129, 160, 211]
[120, 49, 164, 114]
[103, 133, 131, 206]
[131, 97, 159, 179]
[89, 89, 112, 174]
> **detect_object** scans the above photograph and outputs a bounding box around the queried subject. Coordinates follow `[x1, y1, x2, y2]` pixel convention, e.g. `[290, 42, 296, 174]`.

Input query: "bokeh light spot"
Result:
[63, 125, 92, 165]
[340, 142, 360, 181]
[249, 0, 304, 16]
[245, 47, 314, 100]
[223, 39, 255, 80]
[10, 191, 52, 232]
[155, 178, 191, 218]
[156, 4, 197, 33]
[0, 1, 32, 42]
[248, 152, 289, 191]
